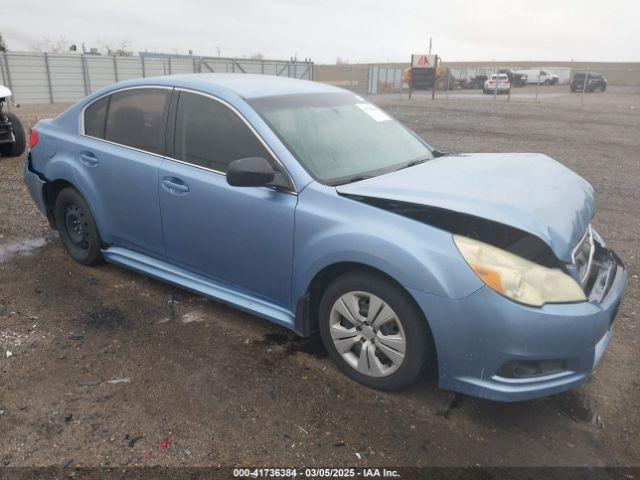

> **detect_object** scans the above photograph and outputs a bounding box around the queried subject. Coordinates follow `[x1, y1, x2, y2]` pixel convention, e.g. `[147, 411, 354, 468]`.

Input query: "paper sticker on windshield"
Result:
[356, 103, 391, 122]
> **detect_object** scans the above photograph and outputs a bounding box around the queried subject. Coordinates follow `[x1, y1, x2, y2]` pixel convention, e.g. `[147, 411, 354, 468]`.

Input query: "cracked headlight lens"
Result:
[453, 235, 586, 307]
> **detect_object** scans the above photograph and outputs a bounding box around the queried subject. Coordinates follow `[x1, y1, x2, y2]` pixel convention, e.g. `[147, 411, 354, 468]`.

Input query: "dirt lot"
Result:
[0, 86, 639, 469]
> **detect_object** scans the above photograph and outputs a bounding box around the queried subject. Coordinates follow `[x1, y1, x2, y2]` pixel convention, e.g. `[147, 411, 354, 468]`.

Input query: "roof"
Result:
[158, 73, 344, 99]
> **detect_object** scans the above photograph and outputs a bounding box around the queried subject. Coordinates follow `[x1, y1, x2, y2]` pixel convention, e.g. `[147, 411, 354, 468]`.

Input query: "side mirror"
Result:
[226, 157, 276, 187]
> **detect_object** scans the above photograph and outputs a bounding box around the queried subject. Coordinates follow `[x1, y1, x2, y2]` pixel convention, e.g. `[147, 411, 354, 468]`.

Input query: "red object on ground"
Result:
[160, 437, 171, 450]
[144, 451, 152, 461]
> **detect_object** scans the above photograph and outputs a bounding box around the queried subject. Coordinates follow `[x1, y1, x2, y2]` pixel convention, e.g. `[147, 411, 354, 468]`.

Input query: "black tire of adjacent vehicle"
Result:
[318, 271, 432, 391]
[0, 112, 26, 157]
[54, 188, 104, 266]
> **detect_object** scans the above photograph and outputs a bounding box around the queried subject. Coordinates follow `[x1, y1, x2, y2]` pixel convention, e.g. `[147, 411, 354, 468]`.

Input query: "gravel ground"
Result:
[0, 86, 638, 469]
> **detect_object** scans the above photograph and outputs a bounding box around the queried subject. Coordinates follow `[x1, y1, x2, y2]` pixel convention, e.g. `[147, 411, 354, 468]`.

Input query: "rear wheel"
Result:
[318, 271, 432, 390]
[54, 188, 104, 266]
[0, 112, 26, 157]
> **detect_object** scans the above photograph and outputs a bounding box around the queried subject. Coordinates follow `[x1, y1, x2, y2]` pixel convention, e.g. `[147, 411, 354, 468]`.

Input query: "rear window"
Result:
[573, 73, 586, 81]
[84, 96, 109, 138]
[103, 88, 170, 154]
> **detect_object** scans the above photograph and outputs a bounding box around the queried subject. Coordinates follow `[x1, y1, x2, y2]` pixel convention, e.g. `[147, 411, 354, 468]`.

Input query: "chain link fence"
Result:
[313, 62, 640, 108]
[0, 51, 313, 105]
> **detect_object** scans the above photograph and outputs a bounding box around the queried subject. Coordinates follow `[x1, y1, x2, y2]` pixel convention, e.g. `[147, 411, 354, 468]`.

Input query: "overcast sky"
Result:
[3, 0, 638, 63]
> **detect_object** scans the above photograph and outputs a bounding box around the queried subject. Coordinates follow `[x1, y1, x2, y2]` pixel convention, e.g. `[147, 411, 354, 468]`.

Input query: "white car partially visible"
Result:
[0, 85, 26, 157]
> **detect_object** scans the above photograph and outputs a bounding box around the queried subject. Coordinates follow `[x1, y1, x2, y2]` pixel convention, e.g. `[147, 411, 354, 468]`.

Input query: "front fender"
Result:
[292, 183, 483, 305]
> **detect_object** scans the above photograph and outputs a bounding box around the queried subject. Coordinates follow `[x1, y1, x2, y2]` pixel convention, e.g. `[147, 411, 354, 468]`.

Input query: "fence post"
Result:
[580, 68, 589, 109]
[44, 52, 54, 104]
[113, 55, 119, 82]
[3, 52, 14, 97]
[535, 71, 540, 102]
[141, 56, 146, 77]
[81, 54, 90, 95]
[261, 60, 264, 74]
[168, 57, 172, 75]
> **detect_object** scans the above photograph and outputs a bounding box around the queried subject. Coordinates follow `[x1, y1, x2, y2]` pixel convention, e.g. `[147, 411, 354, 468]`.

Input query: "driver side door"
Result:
[158, 90, 297, 309]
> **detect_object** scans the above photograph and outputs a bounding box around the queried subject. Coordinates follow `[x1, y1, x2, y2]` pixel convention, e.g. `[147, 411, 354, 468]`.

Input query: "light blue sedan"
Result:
[23, 74, 626, 401]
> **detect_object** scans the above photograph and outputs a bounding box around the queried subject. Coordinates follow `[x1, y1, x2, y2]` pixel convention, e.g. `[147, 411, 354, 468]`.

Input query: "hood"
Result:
[336, 153, 594, 263]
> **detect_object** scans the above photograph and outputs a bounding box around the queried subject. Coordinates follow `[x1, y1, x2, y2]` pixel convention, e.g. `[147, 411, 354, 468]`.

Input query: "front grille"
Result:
[572, 225, 594, 287]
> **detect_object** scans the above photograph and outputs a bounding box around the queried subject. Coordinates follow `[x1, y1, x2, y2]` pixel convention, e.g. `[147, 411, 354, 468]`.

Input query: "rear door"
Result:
[76, 87, 171, 258]
[158, 90, 296, 307]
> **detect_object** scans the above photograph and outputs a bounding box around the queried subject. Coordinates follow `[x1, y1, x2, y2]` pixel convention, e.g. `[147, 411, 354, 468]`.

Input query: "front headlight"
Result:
[453, 235, 586, 307]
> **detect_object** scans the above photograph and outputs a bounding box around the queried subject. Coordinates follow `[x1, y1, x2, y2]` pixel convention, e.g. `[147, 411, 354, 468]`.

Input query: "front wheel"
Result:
[318, 271, 432, 390]
[54, 188, 104, 266]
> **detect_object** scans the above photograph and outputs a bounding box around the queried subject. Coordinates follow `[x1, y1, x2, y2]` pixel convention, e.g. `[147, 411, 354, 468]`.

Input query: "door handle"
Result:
[80, 152, 99, 166]
[162, 177, 190, 194]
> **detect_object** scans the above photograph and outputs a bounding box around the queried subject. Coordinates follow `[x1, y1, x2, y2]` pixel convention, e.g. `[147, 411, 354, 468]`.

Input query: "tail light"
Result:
[28, 128, 39, 150]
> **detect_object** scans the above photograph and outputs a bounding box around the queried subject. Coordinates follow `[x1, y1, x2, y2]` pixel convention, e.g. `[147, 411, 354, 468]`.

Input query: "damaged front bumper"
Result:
[409, 245, 626, 402]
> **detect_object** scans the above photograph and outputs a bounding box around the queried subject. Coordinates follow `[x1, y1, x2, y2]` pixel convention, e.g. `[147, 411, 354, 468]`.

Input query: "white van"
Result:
[515, 69, 559, 85]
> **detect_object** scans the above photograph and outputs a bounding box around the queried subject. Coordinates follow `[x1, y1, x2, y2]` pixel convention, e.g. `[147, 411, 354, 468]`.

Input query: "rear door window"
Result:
[171, 91, 271, 173]
[104, 88, 170, 154]
[84, 96, 109, 139]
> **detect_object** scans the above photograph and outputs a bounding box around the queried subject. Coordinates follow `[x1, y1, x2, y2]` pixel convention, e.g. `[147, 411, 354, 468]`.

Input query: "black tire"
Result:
[54, 188, 104, 266]
[0, 112, 26, 157]
[318, 271, 433, 391]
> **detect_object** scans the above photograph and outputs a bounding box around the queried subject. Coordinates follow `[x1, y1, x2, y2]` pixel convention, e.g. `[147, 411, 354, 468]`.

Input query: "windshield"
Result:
[249, 92, 433, 184]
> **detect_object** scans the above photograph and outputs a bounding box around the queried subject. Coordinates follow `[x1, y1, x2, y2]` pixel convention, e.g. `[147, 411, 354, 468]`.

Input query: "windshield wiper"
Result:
[394, 157, 429, 172]
[331, 175, 373, 186]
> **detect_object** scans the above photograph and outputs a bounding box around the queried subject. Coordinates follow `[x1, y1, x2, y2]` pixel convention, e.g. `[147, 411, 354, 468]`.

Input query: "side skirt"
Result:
[101, 247, 295, 330]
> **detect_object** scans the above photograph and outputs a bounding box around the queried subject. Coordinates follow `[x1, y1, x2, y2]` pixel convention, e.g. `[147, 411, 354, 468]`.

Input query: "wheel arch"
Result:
[43, 179, 77, 229]
[294, 261, 432, 337]
[294, 261, 439, 376]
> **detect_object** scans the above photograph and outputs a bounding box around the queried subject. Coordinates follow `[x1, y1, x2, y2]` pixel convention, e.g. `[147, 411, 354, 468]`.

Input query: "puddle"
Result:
[82, 308, 131, 329]
[261, 332, 327, 359]
[0, 237, 48, 263]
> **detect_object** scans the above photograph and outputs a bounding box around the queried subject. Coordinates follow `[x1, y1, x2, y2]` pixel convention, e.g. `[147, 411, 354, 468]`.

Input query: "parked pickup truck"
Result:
[515, 69, 559, 85]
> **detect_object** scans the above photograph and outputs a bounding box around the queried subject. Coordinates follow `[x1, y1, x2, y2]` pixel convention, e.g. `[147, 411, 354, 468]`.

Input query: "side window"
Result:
[84, 96, 109, 139]
[104, 88, 170, 154]
[173, 91, 271, 172]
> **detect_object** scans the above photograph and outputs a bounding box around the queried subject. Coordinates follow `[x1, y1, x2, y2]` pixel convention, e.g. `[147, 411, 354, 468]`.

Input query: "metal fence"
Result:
[313, 62, 640, 109]
[0, 52, 313, 105]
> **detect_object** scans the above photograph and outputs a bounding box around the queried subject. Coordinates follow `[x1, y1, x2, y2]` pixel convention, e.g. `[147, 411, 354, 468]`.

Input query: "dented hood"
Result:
[336, 153, 594, 263]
